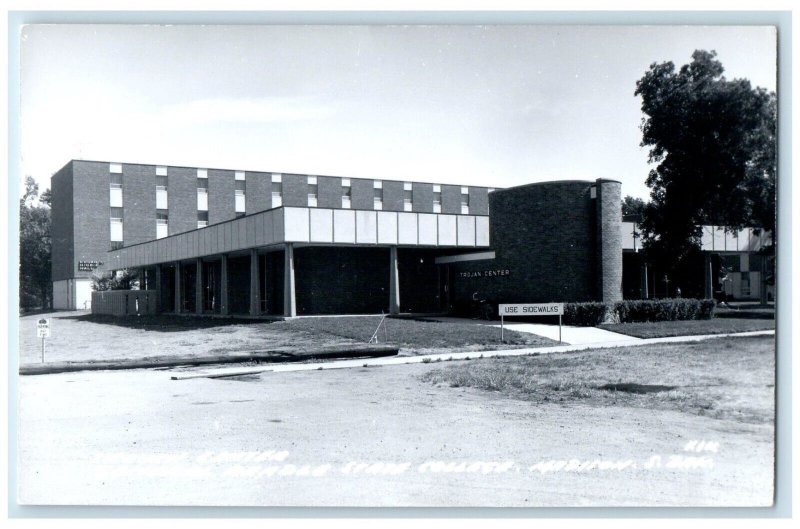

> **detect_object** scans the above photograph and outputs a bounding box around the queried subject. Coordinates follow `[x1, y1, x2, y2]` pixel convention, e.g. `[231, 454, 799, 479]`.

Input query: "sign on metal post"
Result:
[37, 318, 51, 363]
[498, 303, 564, 344]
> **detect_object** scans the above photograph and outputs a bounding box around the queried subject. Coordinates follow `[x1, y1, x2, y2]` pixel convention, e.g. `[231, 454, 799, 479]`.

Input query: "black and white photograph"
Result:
[12, 15, 784, 513]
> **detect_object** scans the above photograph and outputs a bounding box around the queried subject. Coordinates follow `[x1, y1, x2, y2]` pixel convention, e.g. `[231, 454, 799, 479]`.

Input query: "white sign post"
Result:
[498, 303, 564, 343]
[36, 318, 51, 363]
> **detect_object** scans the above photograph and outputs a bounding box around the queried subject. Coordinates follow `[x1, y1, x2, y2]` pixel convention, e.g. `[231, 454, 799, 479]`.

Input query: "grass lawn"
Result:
[420, 335, 774, 424]
[599, 317, 774, 339]
[273, 316, 556, 352]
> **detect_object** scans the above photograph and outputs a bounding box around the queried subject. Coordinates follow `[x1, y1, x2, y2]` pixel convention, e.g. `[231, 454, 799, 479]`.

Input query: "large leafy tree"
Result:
[635, 50, 776, 265]
[20, 176, 52, 310]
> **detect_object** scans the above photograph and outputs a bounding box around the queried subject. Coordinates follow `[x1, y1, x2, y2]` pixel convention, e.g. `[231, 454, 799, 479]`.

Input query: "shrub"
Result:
[562, 302, 612, 326]
[614, 298, 716, 323]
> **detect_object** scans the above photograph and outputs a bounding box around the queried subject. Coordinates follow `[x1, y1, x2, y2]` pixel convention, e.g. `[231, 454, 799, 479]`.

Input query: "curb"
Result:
[18, 344, 399, 376]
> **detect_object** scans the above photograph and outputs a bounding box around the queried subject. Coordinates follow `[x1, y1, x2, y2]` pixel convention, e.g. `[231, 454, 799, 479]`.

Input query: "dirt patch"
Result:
[598, 383, 677, 394]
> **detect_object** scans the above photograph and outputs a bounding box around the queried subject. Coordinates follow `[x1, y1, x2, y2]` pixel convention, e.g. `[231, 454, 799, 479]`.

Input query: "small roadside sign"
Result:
[37, 318, 50, 362]
[498, 303, 565, 343]
[37, 318, 51, 338]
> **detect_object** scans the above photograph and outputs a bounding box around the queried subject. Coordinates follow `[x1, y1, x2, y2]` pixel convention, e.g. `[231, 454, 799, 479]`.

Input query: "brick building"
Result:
[69, 159, 780, 316]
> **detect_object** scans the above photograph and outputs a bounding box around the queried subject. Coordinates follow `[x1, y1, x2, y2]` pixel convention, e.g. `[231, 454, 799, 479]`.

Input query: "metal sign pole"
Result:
[501, 312, 504, 342]
[41, 337, 45, 363]
[559, 314, 562, 344]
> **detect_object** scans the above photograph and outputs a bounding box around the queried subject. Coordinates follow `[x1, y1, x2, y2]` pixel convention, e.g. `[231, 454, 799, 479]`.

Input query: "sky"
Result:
[19, 24, 777, 200]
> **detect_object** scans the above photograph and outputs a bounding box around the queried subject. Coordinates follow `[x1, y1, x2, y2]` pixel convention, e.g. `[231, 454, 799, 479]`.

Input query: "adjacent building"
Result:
[50, 159, 770, 316]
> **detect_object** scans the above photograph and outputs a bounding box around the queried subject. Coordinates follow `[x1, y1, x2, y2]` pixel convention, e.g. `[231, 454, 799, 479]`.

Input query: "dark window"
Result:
[235, 180, 246, 192]
[236, 212, 246, 219]
[156, 175, 168, 188]
[197, 211, 209, 222]
[110, 207, 124, 219]
[156, 210, 169, 221]
[110, 173, 123, 185]
[111, 241, 124, 251]
[197, 178, 208, 190]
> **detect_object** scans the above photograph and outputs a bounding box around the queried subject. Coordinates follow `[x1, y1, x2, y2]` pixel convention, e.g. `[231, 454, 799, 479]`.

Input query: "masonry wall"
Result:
[50, 162, 75, 281]
[450, 179, 622, 307]
[246, 171, 271, 213]
[294, 247, 390, 315]
[168, 166, 198, 235]
[122, 163, 157, 246]
[71, 161, 115, 279]
[208, 169, 235, 224]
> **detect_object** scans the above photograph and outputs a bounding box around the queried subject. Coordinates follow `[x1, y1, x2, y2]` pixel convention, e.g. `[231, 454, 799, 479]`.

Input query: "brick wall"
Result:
[317, 175, 342, 209]
[281, 173, 308, 207]
[72, 161, 115, 279]
[450, 180, 621, 306]
[122, 163, 156, 246]
[382, 180, 404, 211]
[412, 182, 434, 213]
[350, 178, 374, 210]
[50, 162, 75, 281]
[441, 184, 462, 214]
[596, 179, 623, 302]
[468, 187, 489, 215]
[208, 168, 235, 224]
[246, 171, 271, 213]
[168, 166, 198, 235]
[294, 246, 390, 314]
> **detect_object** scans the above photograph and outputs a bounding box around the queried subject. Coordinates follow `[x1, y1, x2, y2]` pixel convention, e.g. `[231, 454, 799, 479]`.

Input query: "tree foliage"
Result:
[20, 176, 52, 310]
[622, 195, 646, 219]
[634, 50, 776, 265]
[91, 268, 140, 291]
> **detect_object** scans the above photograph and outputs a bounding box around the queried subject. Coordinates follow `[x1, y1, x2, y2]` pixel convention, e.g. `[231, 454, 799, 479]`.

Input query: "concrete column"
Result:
[640, 259, 649, 299]
[283, 243, 296, 317]
[389, 245, 400, 315]
[594, 178, 623, 303]
[249, 249, 260, 316]
[155, 265, 162, 312]
[195, 258, 203, 315]
[174, 263, 182, 313]
[220, 254, 229, 316]
[704, 253, 713, 299]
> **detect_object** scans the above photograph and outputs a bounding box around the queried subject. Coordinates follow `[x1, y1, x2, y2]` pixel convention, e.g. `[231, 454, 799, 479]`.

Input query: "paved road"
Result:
[17, 348, 773, 507]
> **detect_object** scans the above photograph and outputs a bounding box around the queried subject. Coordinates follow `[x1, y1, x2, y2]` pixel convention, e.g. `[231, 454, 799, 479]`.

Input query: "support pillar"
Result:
[640, 259, 649, 299]
[195, 258, 203, 315]
[704, 253, 713, 299]
[155, 265, 162, 312]
[249, 249, 260, 316]
[283, 243, 296, 317]
[174, 263, 182, 313]
[220, 254, 229, 316]
[389, 245, 400, 315]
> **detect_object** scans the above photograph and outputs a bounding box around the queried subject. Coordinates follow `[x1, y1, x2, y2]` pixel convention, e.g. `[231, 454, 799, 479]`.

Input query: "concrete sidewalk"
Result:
[173, 329, 774, 380]
[493, 322, 643, 345]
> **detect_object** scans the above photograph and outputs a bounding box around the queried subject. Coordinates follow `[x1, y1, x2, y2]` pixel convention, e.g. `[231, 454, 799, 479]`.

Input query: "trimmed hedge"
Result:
[562, 302, 612, 326]
[562, 298, 716, 326]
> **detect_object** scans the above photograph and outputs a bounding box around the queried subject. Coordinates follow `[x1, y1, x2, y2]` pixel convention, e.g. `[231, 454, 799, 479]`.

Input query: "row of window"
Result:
[108, 163, 478, 244]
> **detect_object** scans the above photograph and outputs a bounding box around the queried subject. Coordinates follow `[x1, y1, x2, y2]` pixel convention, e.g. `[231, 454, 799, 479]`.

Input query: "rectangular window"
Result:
[197, 168, 208, 179]
[341, 179, 351, 209]
[235, 171, 246, 181]
[236, 212, 246, 219]
[197, 211, 208, 228]
[156, 210, 168, 239]
[156, 175, 168, 209]
[235, 190, 246, 213]
[433, 185, 442, 214]
[403, 190, 413, 212]
[461, 190, 470, 214]
[156, 166, 168, 176]
[110, 183, 123, 208]
[110, 218, 123, 242]
[197, 188, 208, 211]
[110, 163, 122, 174]
[374, 187, 383, 210]
[271, 181, 282, 208]
[308, 176, 318, 207]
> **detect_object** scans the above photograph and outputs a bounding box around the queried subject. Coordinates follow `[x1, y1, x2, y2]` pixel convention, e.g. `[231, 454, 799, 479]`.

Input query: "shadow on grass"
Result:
[62, 313, 272, 332]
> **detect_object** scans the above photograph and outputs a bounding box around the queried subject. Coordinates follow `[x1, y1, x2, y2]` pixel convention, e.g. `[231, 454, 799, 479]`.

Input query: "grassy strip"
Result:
[274, 316, 556, 349]
[599, 317, 774, 339]
[420, 336, 774, 424]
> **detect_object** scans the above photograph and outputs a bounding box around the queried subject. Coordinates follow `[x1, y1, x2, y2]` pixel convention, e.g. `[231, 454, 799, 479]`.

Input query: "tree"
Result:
[19, 176, 52, 310]
[622, 195, 646, 219]
[634, 50, 777, 265]
[91, 268, 140, 291]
